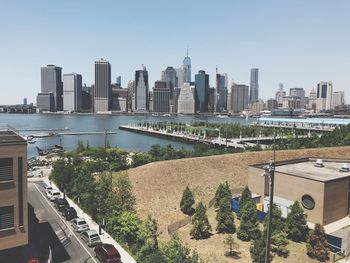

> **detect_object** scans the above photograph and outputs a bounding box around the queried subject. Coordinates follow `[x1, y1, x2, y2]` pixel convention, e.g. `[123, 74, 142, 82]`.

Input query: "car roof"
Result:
[50, 189, 60, 194]
[84, 229, 98, 236]
[101, 243, 120, 256]
[76, 218, 86, 222]
[66, 206, 76, 211]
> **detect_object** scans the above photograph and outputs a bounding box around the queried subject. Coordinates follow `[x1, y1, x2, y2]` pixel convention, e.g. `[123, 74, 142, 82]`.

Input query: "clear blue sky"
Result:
[1, 0, 349, 104]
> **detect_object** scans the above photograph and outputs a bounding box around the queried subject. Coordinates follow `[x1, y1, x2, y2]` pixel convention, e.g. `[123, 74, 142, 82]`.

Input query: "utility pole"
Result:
[264, 132, 276, 263]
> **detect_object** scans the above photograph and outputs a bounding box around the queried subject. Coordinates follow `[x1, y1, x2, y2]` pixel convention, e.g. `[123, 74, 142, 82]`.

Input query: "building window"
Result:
[18, 157, 23, 226]
[0, 206, 14, 231]
[0, 158, 13, 183]
[301, 194, 315, 210]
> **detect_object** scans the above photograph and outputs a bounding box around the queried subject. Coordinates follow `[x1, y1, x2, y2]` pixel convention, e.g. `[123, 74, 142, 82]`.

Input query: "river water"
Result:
[0, 114, 254, 158]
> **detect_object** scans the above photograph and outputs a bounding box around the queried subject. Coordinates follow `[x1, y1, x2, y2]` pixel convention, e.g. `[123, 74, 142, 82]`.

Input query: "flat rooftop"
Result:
[253, 158, 350, 182]
[0, 130, 26, 145]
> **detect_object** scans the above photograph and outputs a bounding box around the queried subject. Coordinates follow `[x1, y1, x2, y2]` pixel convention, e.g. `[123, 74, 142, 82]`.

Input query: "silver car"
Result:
[71, 218, 89, 233]
[80, 230, 101, 247]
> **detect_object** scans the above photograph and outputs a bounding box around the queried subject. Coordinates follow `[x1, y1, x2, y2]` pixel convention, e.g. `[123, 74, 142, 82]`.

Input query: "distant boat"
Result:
[36, 145, 64, 156]
[216, 115, 229, 118]
[162, 114, 171, 117]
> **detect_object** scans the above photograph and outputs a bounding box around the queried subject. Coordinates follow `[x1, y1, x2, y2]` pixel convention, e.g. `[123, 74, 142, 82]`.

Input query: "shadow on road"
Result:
[0, 203, 71, 263]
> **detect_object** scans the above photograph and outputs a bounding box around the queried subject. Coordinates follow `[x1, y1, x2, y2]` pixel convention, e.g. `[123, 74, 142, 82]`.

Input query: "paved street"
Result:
[28, 181, 97, 263]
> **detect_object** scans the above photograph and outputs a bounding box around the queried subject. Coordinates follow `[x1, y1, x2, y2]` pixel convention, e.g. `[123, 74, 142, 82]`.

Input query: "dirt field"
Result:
[121, 146, 350, 262]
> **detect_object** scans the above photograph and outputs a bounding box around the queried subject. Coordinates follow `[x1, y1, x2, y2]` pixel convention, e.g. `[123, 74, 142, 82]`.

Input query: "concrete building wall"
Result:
[248, 166, 326, 224]
[0, 141, 28, 250]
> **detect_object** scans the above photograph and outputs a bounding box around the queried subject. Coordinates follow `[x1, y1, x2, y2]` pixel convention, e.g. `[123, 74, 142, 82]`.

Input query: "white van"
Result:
[47, 189, 60, 201]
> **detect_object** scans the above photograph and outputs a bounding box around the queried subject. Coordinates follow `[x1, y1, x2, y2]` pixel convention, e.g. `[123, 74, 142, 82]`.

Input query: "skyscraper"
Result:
[316, 81, 333, 112]
[194, 70, 209, 112]
[177, 83, 195, 114]
[153, 81, 170, 113]
[332, 91, 345, 108]
[216, 70, 228, 112]
[250, 68, 259, 102]
[94, 59, 111, 112]
[231, 84, 249, 113]
[134, 65, 149, 111]
[38, 65, 63, 111]
[275, 83, 286, 107]
[161, 66, 177, 99]
[183, 48, 191, 82]
[63, 73, 82, 112]
[177, 64, 187, 88]
[290, 87, 306, 108]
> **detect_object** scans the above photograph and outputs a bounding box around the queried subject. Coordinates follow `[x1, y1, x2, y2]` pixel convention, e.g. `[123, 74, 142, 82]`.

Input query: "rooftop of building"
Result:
[252, 158, 350, 182]
[0, 126, 27, 145]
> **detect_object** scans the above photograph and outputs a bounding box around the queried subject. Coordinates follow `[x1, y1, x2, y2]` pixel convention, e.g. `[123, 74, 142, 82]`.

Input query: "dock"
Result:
[57, 131, 116, 136]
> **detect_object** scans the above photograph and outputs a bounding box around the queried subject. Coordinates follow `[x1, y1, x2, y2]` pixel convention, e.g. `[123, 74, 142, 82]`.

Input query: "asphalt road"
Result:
[28, 181, 98, 263]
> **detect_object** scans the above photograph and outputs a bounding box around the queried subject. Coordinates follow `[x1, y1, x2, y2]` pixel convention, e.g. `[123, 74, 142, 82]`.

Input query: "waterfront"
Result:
[0, 114, 254, 158]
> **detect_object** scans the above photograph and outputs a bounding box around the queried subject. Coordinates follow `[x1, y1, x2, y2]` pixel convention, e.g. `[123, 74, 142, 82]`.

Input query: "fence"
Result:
[167, 216, 192, 235]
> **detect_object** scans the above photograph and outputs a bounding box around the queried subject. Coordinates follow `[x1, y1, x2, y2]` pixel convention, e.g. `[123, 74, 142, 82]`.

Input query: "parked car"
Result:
[46, 189, 60, 201]
[71, 218, 89, 232]
[43, 184, 53, 193]
[81, 230, 101, 247]
[54, 198, 69, 212]
[94, 243, 122, 263]
[63, 207, 78, 220]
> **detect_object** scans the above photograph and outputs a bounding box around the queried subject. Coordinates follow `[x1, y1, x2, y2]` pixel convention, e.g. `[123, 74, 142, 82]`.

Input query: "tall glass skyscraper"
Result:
[250, 68, 259, 102]
[39, 65, 63, 111]
[134, 65, 149, 111]
[94, 59, 112, 112]
[194, 70, 209, 112]
[183, 48, 191, 83]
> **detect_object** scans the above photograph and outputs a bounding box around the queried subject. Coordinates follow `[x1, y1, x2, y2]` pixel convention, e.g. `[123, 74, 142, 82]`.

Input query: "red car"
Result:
[94, 243, 122, 263]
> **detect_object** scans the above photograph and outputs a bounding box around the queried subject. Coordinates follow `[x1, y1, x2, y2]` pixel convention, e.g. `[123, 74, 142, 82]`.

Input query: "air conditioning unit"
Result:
[340, 163, 350, 172]
[315, 159, 324, 168]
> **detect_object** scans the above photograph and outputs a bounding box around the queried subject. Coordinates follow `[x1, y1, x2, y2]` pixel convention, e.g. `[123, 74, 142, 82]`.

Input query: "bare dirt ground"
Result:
[122, 146, 350, 262]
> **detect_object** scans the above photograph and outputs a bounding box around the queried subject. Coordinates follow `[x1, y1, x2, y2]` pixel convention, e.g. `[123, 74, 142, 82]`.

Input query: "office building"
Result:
[216, 72, 228, 112]
[161, 67, 177, 99]
[177, 64, 187, 88]
[63, 73, 82, 112]
[0, 127, 28, 250]
[208, 87, 216, 112]
[178, 83, 195, 114]
[249, 158, 350, 225]
[36, 93, 55, 112]
[153, 81, 170, 113]
[333, 91, 345, 108]
[309, 88, 317, 111]
[267, 99, 278, 111]
[275, 83, 286, 108]
[316, 81, 333, 112]
[282, 96, 302, 109]
[116, 76, 121, 86]
[94, 59, 112, 112]
[231, 84, 249, 113]
[290, 87, 306, 108]
[134, 65, 149, 111]
[183, 48, 191, 82]
[127, 80, 134, 112]
[111, 88, 128, 112]
[38, 65, 63, 111]
[250, 68, 259, 102]
[194, 70, 209, 112]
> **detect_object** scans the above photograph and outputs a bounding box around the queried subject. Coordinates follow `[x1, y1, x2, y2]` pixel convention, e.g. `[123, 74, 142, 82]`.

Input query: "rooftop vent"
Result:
[340, 163, 350, 172]
[315, 159, 324, 168]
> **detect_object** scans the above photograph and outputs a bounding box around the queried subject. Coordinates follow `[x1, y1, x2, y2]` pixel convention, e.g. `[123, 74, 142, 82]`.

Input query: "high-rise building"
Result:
[308, 88, 317, 111]
[250, 68, 259, 102]
[216, 71, 228, 112]
[267, 99, 278, 111]
[127, 80, 134, 112]
[94, 59, 112, 112]
[208, 87, 216, 112]
[290, 87, 306, 108]
[161, 67, 177, 99]
[153, 81, 170, 113]
[0, 127, 28, 251]
[183, 48, 191, 82]
[36, 93, 55, 112]
[231, 84, 249, 113]
[177, 83, 195, 114]
[177, 64, 187, 88]
[38, 65, 63, 111]
[316, 81, 333, 112]
[134, 65, 149, 111]
[194, 70, 209, 112]
[275, 83, 286, 108]
[333, 91, 345, 108]
[116, 76, 121, 86]
[23, 98, 27, 106]
[63, 73, 82, 112]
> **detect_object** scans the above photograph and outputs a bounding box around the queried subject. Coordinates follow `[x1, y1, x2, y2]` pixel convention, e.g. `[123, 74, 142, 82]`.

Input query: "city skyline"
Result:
[1, 1, 350, 104]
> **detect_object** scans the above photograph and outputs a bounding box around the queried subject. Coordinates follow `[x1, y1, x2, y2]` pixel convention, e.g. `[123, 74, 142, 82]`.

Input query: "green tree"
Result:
[137, 215, 161, 261]
[95, 172, 116, 222]
[263, 204, 285, 235]
[180, 186, 195, 215]
[224, 234, 239, 257]
[237, 199, 260, 241]
[286, 201, 308, 242]
[214, 182, 232, 208]
[162, 234, 199, 263]
[271, 232, 289, 258]
[190, 202, 212, 239]
[306, 223, 329, 262]
[107, 211, 140, 246]
[250, 234, 271, 263]
[113, 171, 136, 213]
[237, 185, 252, 218]
[216, 196, 236, 234]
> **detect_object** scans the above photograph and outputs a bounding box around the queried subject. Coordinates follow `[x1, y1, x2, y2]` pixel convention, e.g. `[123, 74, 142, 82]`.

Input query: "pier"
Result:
[118, 125, 296, 149]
